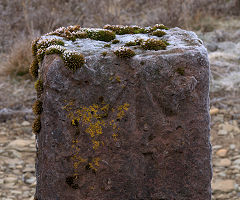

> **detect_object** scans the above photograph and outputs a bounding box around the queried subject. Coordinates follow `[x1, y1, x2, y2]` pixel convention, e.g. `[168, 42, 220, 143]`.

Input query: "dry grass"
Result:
[0, 37, 33, 79]
[0, 0, 239, 79]
[0, 0, 239, 53]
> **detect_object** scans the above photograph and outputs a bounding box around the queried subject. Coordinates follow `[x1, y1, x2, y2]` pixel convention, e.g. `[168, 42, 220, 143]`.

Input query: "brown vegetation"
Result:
[0, 37, 33, 79]
[0, 0, 239, 78]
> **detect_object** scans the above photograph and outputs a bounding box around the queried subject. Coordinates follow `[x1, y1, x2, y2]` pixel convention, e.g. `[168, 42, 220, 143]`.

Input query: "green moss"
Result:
[112, 39, 120, 44]
[36, 49, 46, 63]
[67, 35, 77, 42]
[34, 79, 43, 94]
[101, 51, 107, 57]
[125, 41, 137, 47]
[63, 29, 78, 41]
[45, 46, 65, 55]
[152, 30, 166, 37]
[37, 39, 64, 49]
[104, 25, 148, 35]
[32, 116, 41, 134]
[114, 47, 135, 58]
[33, 39, 65, 63]
[151, 24, 169, 31]
[133, 27, 148, 34]
[29, 57, 39, 79]
[32, 100, 43, 115]
[135, 38, 144, 45]
[32, 38, 39, 56]
[162, 40, 170, 46]
[62, 51, 85, 71]
[176, 67, 185, 75]
[141, 38, 167, 50]
[87, 30, 116, 42]
[75, 31, 88, 39]
[104, 44, 111, 48]
[124, 38, 145, 47]
[68, 25, 81, 32]
[140, 61, 145, 65]
[47, 26, 86, 41]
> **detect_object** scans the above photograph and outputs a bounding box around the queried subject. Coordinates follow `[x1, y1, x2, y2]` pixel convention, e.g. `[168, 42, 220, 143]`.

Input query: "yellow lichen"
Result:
[92, 140, 100, 150]
[88, 162, 97, 171]
[115, 76, 121, 83]
[88, 157, 100, 171]
[63, 101, 130, 174]
[93, 157, 100, 167]
[112, 133, 118, 141]
[117, 103, 130, 119]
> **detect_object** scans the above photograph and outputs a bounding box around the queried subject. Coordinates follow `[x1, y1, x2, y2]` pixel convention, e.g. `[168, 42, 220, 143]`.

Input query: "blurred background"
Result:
[0, 0, 240, 199]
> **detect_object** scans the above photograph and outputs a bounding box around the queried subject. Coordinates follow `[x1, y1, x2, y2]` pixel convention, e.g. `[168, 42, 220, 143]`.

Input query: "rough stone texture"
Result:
[35, 27, 211, 200]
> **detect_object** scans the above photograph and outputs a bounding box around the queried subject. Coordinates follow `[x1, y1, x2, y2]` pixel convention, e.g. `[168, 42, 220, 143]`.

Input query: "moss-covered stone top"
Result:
[33, 24, 203, 58]
[30, 24, 205, 78]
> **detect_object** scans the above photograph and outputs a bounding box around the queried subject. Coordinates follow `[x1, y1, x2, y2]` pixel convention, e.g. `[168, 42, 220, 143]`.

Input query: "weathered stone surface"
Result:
[35, 26, 211, 200]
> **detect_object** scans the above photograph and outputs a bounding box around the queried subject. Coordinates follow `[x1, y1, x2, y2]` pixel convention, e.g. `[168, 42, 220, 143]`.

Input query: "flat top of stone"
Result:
[36, 25, 204, 58]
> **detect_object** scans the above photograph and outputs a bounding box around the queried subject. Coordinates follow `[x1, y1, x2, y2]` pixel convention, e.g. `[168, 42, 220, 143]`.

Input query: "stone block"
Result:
[31, 25, 212, 200]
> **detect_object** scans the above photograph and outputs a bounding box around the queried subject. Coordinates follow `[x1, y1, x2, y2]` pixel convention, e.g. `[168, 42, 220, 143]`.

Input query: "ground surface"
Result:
[0, 19, 240, 200]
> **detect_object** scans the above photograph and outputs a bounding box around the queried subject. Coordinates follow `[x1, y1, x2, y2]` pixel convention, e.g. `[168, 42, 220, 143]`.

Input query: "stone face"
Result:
[35, 26, 211, 200]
